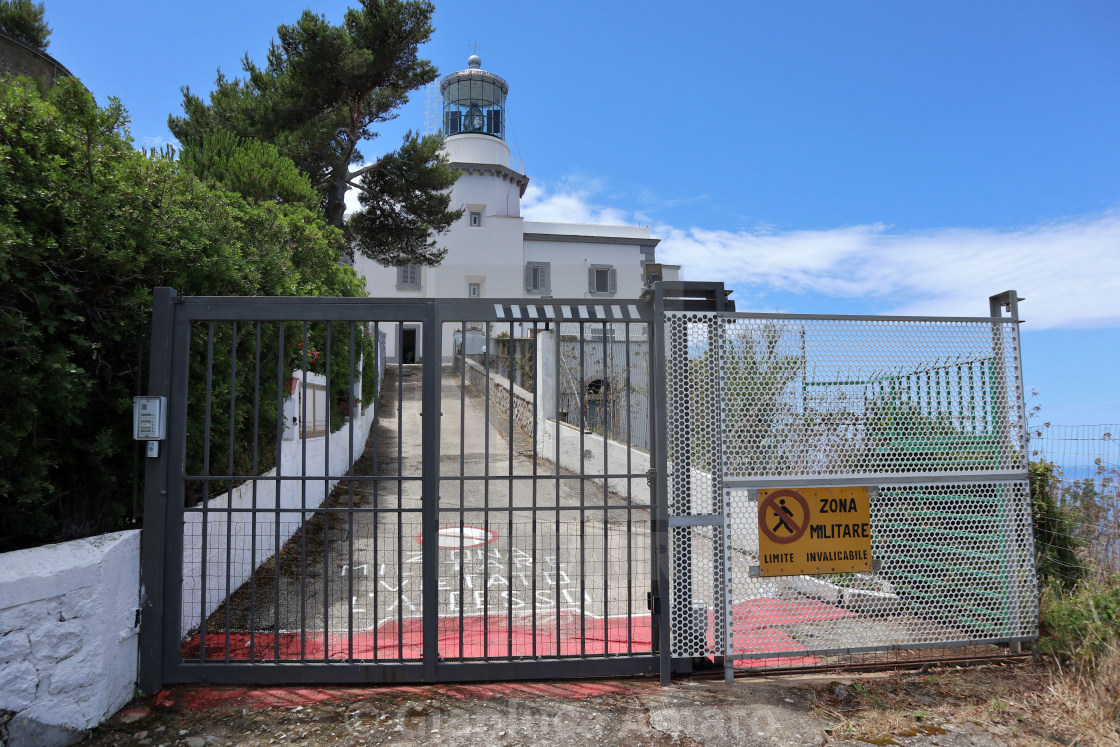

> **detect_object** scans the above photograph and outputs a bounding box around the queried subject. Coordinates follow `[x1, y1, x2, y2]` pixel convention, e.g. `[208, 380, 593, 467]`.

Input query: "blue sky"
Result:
[42, 0, 1120, 425]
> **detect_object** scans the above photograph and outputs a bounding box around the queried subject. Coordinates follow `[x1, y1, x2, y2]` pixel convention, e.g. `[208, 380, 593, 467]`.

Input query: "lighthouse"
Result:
[439, 55, 529, 221]
[354, 54, 672, 363]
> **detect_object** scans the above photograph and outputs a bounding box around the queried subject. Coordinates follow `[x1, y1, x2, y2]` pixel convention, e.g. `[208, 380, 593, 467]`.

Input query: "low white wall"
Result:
[181, 372, 380, 637]
[536, 417, 652, 505]
[0, 530, 140, 747]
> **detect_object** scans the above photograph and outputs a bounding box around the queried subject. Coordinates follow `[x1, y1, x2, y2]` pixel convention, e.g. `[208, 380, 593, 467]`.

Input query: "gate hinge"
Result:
[647, 592, 660, 613]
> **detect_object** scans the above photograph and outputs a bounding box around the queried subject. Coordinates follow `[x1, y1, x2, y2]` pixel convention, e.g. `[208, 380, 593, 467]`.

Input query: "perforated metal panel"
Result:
[664, 312, 728, 658]
[718, 316, 1026, 480]
[726, 480, 1035, 663]
[665, 310, 1036, 670]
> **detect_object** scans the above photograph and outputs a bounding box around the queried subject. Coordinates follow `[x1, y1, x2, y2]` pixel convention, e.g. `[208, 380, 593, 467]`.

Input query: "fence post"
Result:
[138, 287, 177, 693]
[989, 290, 1028, 654]
[649, 284, 673, 685]
[421, 301, 442, 681]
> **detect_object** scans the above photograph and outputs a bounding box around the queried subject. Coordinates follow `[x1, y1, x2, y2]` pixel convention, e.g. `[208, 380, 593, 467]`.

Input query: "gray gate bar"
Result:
[724, 473, 1029, 488]
[421, 301, 441, 681]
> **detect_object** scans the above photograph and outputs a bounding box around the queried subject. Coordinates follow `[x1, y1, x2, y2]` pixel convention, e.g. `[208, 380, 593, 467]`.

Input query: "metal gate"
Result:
[138, 284, 1036, 689]
[138, 289, 666, 688]
[658, 290, 1037, 683]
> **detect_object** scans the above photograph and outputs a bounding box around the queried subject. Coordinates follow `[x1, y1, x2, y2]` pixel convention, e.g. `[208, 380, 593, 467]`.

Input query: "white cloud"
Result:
[520, 181, 1120, 329]
[657, 213, 1120, 329]
[521, 179, 631, 225]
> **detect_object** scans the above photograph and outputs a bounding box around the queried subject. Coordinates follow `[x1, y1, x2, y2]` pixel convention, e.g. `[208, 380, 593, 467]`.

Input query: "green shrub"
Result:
[1038, 576, 1120, 664]
[0, 75, 366, 551]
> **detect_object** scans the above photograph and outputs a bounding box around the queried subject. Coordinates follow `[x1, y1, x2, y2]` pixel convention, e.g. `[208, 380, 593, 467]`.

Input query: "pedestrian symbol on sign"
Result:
[773, 498, 796, 534]
[758, 489, 809, 545]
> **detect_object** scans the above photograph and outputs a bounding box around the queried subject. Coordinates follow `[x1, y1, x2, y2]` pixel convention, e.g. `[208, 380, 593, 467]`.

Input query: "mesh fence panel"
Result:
[1030, 424, 1120, 579]
[667, 312, 1035, 668]
[718, 316, 1026, 479]
[726, 481, 1036, 662]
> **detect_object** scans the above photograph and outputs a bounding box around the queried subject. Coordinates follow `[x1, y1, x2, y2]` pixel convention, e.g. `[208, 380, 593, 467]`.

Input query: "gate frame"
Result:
[138, 288, 723, 691]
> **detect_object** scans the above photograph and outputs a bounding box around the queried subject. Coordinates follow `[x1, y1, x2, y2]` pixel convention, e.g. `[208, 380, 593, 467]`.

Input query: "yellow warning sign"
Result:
[757, 486, 872, 577]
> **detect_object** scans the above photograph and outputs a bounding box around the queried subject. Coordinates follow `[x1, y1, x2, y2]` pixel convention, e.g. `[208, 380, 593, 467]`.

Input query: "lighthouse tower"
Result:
[354, 54, 667, 363]
[440, 54, 529, 220]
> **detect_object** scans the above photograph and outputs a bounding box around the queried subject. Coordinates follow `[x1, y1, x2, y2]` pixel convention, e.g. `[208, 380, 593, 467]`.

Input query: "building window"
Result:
[468, 282, 481, 298]
[469, 211, 482, 227]
[524, 262, 550, 294]
[396, 263, 421, 290]
[588, 265, 617, 295]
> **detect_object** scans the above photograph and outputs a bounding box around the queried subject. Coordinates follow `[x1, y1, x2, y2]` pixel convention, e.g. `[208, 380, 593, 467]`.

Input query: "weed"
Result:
[988, 694, 1008, 721]
[1038, 575, 1120, 664]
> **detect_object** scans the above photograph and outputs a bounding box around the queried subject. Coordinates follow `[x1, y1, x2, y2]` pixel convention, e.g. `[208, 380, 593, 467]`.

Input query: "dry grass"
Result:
[1042, 643, 1120, 747]
[800, 656, 1120, 746]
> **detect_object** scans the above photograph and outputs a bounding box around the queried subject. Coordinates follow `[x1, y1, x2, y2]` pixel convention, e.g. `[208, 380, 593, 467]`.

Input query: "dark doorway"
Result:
[402, 327, 417, 363]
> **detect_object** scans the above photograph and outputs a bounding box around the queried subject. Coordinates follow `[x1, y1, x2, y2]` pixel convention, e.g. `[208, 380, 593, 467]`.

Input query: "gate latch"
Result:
[647, 592, 660, 613]
[646, 468, 656, 489]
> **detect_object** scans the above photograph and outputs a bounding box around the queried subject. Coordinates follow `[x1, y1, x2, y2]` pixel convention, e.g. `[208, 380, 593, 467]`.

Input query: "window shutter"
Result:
[541, 264, 550, 294]
[398, 264, 419, 288]
[588, 267, 596, 293]
[524, 265, 533, 291]
[609, 268, 617, 293]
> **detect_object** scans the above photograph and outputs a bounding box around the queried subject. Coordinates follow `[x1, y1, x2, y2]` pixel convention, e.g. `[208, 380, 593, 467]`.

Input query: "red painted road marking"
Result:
[152, 680, 652, 712]
[182, 599, 855, 671]
[759, 489, 810, 544]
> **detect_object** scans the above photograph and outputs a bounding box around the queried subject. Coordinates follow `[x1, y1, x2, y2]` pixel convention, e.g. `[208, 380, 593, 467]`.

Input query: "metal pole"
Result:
[421, 303, 441, 680]
[989, 291, 1027, 654]
[649, 284, 674, 685]
[138, 287, 176, 693]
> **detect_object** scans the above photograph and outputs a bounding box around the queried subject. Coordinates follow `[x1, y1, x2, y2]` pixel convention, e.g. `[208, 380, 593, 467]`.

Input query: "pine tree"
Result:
[169, 0, 461, 266]
[179, 130, 320, 209]
[0, 0, 51, 51]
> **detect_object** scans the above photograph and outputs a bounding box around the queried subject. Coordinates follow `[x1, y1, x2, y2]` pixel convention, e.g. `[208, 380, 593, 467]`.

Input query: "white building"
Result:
[354, 55, 678, 362]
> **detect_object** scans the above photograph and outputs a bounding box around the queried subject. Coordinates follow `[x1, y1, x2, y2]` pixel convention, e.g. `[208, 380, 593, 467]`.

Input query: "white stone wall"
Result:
[180, 371, 380, 637]
[536, 418, 652, 506]
[0, 530, 141, 746]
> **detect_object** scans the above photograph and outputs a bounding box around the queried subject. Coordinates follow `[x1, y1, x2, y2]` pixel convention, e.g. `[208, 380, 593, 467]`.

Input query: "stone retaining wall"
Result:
[0, 531, 140, 747]
[459, 356, 536, 436]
